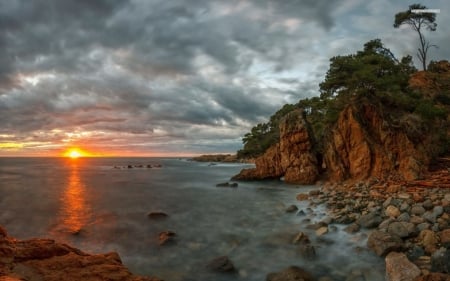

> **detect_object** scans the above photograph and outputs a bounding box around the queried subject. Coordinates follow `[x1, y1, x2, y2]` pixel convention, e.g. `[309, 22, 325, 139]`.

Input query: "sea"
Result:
[0, 157, 384, 281]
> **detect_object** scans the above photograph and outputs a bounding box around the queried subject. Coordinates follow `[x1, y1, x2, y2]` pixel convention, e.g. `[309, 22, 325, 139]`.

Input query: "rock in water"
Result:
[286, 205, 298, 213]
[158, 231, 176, 245]
[266, 266, 315, 281]
[385, 252, 421, 281]
[207, 256, 235, 272]
[367, 230, 403, 256]
[147, 211, 168, 219]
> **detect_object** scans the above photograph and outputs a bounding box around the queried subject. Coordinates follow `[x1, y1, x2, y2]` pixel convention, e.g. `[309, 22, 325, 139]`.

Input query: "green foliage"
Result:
[237, 104, 298, 158]
[238, 39, 449, 159]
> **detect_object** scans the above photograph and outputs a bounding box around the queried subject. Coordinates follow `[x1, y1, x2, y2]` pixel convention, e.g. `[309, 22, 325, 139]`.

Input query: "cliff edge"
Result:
[232, 109, 319, 184]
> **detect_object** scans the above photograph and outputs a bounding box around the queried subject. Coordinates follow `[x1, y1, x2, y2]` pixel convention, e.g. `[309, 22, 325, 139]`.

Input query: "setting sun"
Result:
[69, 150, 81, 158]
[64, 148, 88, 159]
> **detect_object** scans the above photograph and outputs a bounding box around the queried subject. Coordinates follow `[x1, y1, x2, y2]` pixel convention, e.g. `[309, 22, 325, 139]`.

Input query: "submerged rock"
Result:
[216, 182, 238, 188]
[158, 231, 176, 245]
[147, 211, 169, 219]
[286, 205, 299, 213]
[266, 266, 315, 281]
[206, 256, 235, 272]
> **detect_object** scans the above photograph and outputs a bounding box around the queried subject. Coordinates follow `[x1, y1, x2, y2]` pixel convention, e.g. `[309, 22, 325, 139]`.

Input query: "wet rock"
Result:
[286, 205, 298, 213]
[417, 223, 432, 232]
[266, 266, 315, 281]
[357, 212, 382, 229]
[216, 182, 238, 187]
[299, 244, 316, 259]
[367, 230, 403, 256]
[414, 255, 432, 271]
[297, 193, 309, 201]
[423, 199, 434, 210]
[397, 212, 411, 222]
[407, 245, 425, 261]
[412, 205, 426, 216]
[147, 211, 168, 219]
[207, 256, 235, 272]
[0, 225, 7, 238]
[387, 222, 416, 238]
[431, 248, 450, 273]
[410, 215, 426, 225]
[423, 211, 438, 223]
[385, 252, 421, 281]
[433, 206, 444, 217]
[158, 231, 176, 245]
[315, 226, 328, 236]
[420, 230, 439, 255]
[309, 190, 321, 196]
[334, 214, 355, 224]
[439, 229, 450, 247]
[414, 273, 450, 281]
[344, 223, 360, 234]
[385, 205, 401, 218]
[292, 232, 310, 244]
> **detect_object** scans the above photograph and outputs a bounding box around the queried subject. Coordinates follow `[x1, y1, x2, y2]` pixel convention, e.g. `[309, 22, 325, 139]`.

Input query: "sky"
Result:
[0, 0, 449, 157]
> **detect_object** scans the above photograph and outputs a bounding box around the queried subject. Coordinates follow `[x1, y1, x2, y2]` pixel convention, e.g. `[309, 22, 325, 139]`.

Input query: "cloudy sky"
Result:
[0, 0, 449, 156]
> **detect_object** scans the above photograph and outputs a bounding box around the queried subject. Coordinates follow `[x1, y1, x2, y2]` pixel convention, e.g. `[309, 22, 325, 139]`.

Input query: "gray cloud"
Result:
[0, 0, 449, 155]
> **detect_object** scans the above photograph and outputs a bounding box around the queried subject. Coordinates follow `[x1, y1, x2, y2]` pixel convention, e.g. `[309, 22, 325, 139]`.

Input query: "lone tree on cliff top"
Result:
[394, 3, 438, 71]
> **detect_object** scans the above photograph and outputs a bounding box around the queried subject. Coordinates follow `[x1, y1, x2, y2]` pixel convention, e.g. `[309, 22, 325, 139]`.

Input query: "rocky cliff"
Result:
[323, 102, 430, 182]
[232, 109, 319, 184]
[0, 225, 160, 281]
[233, 102, 433, 184]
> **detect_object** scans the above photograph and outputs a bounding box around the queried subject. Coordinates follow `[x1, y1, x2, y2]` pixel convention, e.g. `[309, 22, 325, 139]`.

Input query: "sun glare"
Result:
[64, 148, 86, 159]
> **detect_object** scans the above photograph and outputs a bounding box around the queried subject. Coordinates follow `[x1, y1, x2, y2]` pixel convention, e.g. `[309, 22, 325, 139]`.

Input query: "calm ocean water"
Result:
[0, 157, 383, 280]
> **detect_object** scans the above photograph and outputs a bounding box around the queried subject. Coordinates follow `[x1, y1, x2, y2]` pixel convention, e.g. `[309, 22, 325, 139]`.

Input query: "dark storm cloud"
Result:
[5, 0, 448, 155]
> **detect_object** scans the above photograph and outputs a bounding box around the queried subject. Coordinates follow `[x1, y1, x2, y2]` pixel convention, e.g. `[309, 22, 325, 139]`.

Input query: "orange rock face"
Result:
[233, 109, 318, 184]
[0, 226, 160, 281]
[324, 103, 430, 182]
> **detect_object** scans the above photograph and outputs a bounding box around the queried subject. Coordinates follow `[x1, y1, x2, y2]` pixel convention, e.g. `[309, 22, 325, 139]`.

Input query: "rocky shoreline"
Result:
[0, 226, 161, 281]
[282, 163, 450, 281]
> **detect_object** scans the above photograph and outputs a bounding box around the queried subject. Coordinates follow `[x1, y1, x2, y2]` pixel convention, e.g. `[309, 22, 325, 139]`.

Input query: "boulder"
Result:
[266, 266, 315, 281]
[419, 230, 439, 255]
[385, 205, 401, 218]
[367, 230, 403, 256]
[357, 212, 382, 229]
[439, 229, 450, 247]
[206, 256, 235, 272]
[431, 248, 450, 273]
[385, 252, 421, 281]
[387, 222, 416, 238]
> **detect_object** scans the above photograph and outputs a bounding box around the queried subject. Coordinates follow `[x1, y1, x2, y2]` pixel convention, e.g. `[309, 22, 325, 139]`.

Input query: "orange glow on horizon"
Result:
[63, 148, 90, 158]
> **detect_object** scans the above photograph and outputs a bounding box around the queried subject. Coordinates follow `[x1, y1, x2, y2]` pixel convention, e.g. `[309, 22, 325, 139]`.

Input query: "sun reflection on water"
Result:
[56, 160, 91, 236]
